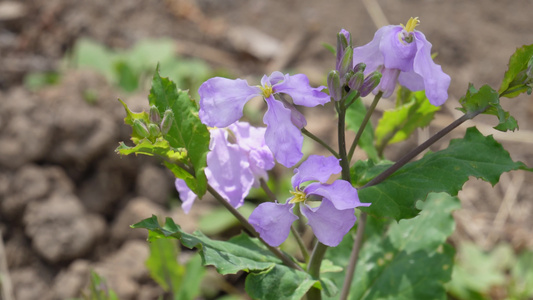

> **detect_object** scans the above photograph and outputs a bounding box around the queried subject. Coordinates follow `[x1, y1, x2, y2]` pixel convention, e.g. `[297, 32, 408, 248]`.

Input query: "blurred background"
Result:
[1, 0, 532, 299]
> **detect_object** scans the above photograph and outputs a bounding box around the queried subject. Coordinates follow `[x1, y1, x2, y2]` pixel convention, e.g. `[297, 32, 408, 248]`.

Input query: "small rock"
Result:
[23, 194, 106, 263]
[111, 197, 166, 243]
[11, 267, 52, 300]
[136, 164, 173, 206]
[52, 260, 91, 299]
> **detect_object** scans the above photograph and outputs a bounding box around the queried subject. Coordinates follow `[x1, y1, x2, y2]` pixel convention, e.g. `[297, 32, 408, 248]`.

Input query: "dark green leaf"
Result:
[245, 265, 317, 300]
[359, 127, 530, 220]
[346, 98, 379, 161]
[351, 159, 393, 187]
[499, 44, 533, 98]
[148, 68, 210, 197]
[458, 84, 517, 131]
[326, 193, 459, 300]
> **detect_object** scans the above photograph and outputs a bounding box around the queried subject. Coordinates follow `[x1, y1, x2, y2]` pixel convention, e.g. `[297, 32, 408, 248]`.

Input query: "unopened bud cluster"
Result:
[328, 29, 382, 101]
[133, 106, 174, 141]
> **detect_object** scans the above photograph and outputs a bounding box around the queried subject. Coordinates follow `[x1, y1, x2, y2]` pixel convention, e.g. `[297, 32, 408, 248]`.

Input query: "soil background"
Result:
[1, 0, 532, 299]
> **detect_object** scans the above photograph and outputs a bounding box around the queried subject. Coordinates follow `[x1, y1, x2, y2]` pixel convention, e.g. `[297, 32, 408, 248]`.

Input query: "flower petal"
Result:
[263, 96, 304, 167]
[398, 71, 425, 91]
[248, 202, 298, 247]
[380, 26, 416, 72]
[304, 180, 370, 210]
[291, 155, 341, 188]
[353, 25, 393, 74]
[199, 77, 261, 127]
[412, 32, 451, 106]
[175, 179, 197, 214]
[375, 67, 401, 98]
[300, 199, 356, 247]
[206, 128, 254, 208]
[273, 74, 330, 107]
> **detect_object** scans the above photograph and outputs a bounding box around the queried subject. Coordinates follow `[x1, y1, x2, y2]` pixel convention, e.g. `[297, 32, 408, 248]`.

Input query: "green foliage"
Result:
[447, 243, 533, 300]
[132, 216, 325, 300]
[499, 44, 533, 98]
[325, 193, 458, 300]
[375, 88, 439, 155]
[69, 38, 212, 94]
[346, 98, 379, 161]
[24, 71, 61, 91]
[80, 271, 119, 300]
[357, 127, 529, 220]
[458, 84, 518, 131]
[199, 203, 256, 235]
[116, 69, 210, 197]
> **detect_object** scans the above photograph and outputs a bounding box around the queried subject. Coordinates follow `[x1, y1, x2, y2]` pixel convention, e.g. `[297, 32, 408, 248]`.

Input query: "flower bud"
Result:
[353, 62, 366, 74]
[149, 105, 160, 124]
[359, 71, 382, 97]
[148, 123, 160, 137]
[327, 70, 342, 101]
[337, 45, 353, 76]
[133, 119, 150, 138]
[160, 109, 174, 135]
[348, 71, 365, 92]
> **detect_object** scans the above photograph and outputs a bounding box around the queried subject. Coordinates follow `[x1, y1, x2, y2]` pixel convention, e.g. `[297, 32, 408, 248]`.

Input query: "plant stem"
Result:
[337, 100, 351, 181]
[362, 112, 476, 189]
[339, 212, 367, 300]
[259, 178, 277, 202]
[306, 242, 329, 300]
[347, 91, 383, 162]
[302, 128, 340, 158]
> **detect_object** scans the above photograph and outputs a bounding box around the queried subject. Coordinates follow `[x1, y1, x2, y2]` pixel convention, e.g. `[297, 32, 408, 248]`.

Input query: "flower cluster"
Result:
[353, 17, 451, 106]
[175, 122, 274, 213]
[248, 155, 370, 247]
[198, 71, 330, 167]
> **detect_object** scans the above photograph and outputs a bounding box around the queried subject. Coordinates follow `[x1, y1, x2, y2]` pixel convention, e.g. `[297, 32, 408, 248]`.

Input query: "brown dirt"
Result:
[1, 0, 532, 299]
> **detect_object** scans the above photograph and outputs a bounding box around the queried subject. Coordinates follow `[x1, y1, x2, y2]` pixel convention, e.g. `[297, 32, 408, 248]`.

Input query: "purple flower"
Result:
[175, 122, 274, 213]
[248, 155, 370, 247]
[198, 71, 330, 167]
[352, 17, 451, 106]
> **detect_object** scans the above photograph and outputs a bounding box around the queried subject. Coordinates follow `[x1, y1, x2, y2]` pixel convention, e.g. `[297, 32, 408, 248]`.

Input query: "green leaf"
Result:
[116, 139, 187, 162]
[175, 254, 205, 300]
[458, 84, 518, 132]
[245, 265, 317, 300]
[499, 44, 533, 98]
[325, 193, 458, 300]
[148, 68, 210, 197]
[146, 232, 185, 292]
[358, 127, 530, 220]
[351, 159, 393, 187]
[132, 216, 320, 300]
[346, 98, 379, 161]
[375, 88, 439, 154]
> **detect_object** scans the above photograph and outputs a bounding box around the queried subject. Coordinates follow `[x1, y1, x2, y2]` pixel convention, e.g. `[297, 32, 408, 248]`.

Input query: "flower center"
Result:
[401, 17, 420, 32]
[260, 84, 274, 98]
[288, 188, 306, 204]
[399, 17, 419, 44]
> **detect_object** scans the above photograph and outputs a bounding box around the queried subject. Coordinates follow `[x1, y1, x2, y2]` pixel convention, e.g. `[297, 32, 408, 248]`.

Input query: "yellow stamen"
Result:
[401, 17, 420, 32]
[260, 84, 273, 98]
[288, 189, 306, 204]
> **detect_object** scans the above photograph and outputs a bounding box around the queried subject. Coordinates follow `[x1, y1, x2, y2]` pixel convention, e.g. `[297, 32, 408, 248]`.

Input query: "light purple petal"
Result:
[304, 180, 370, 210]
[273, 74, 330, 107]
[263, 96, 304, 168]
[380, 26, 416, 72]
[412, 32, 451, 106]
[278, 97, 307, 129]
[353, 26, 393, 74]
[263, 71, 285, 86]
[228, 122, 274, 187]
[175, 179, 197, 214]
[398, 71, 425, 91]
[375, 67, 401, 98]
[300, 199, 356, 247]
[291, 155, 342, 188]
[199, 77, 261, 127]
[206, 128, 254, 208]
[248, 202, 298, 247]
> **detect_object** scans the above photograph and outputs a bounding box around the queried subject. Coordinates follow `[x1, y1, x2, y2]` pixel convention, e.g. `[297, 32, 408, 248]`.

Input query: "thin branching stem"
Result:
[348, 91, 383, 162]
[302, 128, 340, 158]
[339, 212, 367, 300]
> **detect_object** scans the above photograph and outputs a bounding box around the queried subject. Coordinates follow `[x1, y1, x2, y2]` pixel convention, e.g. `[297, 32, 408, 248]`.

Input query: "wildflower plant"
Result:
[117, 17, 533, 300]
